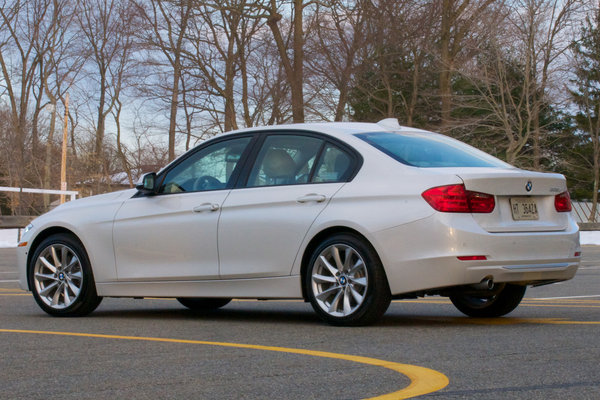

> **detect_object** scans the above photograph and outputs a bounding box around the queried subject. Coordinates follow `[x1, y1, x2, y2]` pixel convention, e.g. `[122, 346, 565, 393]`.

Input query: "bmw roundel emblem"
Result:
[525, 181, 533, 192]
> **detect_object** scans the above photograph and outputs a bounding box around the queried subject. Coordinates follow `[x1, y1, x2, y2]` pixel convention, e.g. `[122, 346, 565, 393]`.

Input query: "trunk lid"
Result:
[453, 168, 570, 232]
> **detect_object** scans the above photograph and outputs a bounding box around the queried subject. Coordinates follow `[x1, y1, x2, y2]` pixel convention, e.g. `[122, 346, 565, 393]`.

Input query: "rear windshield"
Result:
[355, 131, 510, 168]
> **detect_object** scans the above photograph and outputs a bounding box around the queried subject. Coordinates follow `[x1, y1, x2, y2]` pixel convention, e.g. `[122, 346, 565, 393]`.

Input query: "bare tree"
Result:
[457, 0, 582, 167]
[512, 0, 583, 169]
[40, 0, 84, 205]
[438, 0, 500, 129]
[264, 0, 312, 123]
[77, 0, 137, 182]
[135, 0, 193, 162]
[305, 0, 366, 121]
[570, 4, 600, 220]
[348, 1, 440, 127]
[183, 0, 264, 132]
[0, 0, 56, 189]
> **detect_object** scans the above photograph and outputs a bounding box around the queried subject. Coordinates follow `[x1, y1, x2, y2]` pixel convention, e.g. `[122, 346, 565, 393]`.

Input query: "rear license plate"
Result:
[510, 197, 538, 220]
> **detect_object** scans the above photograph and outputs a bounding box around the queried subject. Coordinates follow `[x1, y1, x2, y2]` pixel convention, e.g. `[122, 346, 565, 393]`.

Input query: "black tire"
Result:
[177, 297, 232, 311]
[305, 233, 391, 326]
[29, 233, 102, 317]
[450, 283, 526, 318]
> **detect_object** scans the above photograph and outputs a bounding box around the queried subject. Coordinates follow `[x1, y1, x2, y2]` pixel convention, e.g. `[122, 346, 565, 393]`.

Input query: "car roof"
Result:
[217, 120, 433, 139]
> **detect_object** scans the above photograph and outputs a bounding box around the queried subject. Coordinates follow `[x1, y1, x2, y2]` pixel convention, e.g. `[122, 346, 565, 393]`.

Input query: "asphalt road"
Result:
[1, 247, 599, 399]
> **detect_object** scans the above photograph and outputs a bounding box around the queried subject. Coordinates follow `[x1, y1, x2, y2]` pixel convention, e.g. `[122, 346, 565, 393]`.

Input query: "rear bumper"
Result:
[373, 213, 580, 295]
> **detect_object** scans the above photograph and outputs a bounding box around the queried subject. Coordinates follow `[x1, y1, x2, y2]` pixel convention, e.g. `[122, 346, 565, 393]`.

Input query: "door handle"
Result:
[296, 193, 327, 203]
[193, 203, 220, 213]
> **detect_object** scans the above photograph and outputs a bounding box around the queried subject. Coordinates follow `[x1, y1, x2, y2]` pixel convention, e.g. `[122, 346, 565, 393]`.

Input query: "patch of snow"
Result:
[0, 229, 19, 248]
[580, 231, 600, 245]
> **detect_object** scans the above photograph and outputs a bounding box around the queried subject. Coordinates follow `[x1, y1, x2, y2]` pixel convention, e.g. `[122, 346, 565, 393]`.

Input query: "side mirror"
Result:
[136, 172, 157, 194]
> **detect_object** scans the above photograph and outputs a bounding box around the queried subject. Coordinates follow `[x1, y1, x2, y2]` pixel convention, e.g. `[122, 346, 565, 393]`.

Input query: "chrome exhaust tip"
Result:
[471, 277, 494, 291]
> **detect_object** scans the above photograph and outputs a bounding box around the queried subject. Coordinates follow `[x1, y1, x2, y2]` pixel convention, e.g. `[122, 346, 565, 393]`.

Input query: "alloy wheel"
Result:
[33, 244, 83, 309]
[311, 244, 368, 317]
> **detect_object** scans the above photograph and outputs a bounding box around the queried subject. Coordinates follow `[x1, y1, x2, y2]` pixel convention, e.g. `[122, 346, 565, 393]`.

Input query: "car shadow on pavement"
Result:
[88, 308, 513, 328]
[89, 307, 323, 326]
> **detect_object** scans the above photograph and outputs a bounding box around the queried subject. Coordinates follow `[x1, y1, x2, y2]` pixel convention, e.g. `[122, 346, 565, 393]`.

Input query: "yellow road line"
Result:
[0, 328, 448, 400]
[520, 304, 600, 309]
[531, 319, 600, 325]
[394, 299, 600, 308]
[390, 317, 600, 326]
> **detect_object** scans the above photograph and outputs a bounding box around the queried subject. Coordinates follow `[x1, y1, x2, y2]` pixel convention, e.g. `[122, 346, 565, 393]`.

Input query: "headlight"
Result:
[24, 223, 33, 234]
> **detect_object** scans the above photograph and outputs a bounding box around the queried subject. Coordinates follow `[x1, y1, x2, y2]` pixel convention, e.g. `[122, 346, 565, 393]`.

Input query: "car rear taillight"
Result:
[554, 191, 572, 212]
[422, 184, 495, 213]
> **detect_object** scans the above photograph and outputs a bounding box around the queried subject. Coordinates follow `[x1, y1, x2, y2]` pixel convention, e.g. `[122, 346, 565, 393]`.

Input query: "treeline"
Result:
[1, 0, 599, 219]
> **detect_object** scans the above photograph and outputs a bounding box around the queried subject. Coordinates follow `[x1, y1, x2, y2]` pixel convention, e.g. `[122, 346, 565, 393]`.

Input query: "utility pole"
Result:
[60, 93, 69, 204]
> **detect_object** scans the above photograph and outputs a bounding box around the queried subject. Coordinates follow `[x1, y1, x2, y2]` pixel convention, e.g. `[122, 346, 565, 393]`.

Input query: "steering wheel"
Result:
[193, 175, 222, 191]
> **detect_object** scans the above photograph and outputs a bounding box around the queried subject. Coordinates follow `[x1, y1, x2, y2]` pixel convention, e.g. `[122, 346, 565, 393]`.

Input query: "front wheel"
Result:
[306, 234, 391, 326]
[29, 233, 102, 317]
[450, 283, 526, 318]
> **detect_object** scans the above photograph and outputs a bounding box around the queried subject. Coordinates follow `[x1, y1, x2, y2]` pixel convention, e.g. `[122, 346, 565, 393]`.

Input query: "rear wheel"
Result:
[306, 233, 391, 326]
[450, 283, 526, 317]
[177, 297, 231, 311]
[29, 233, 102, 317]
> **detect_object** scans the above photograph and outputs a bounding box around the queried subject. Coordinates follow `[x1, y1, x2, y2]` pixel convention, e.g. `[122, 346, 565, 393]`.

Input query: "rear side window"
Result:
[313, 144, 352, 183]
[356, 131, 509, 168]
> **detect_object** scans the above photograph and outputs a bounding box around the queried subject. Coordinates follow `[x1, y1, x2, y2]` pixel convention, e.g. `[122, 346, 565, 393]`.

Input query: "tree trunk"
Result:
[267, 0, 304, 123]
[591, 130, 600, 223]
[291, 0, 305, 123]
[43, 102, 58, 208]
[239, 45, 252, 127]
[407, 54, 421, 127]
[591, 163, 598, 223]
[168, 63, 180, 162]
[224, 31, 238, 132]
[115, 101, 133, 187]
[96, 79, 106, 167]
[532, 102, 541, 170]
[440, 0, 452, 129]
[334, 86, 348, 122]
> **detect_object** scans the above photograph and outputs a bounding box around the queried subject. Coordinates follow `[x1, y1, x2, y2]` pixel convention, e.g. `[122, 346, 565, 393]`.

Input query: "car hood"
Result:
[53, 188, 138, 211]
[30, 188, 138, 227]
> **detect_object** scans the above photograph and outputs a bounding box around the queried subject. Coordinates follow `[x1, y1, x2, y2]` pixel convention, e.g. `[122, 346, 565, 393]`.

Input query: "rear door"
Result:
[218, 133, 359, 278]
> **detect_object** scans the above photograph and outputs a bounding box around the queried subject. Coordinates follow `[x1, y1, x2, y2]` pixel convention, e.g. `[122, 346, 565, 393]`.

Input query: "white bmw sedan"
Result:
[17, 120, 581, 325]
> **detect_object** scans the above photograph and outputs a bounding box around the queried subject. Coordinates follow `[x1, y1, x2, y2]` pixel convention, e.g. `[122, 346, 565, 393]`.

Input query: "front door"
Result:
[113, 136, 252, 281]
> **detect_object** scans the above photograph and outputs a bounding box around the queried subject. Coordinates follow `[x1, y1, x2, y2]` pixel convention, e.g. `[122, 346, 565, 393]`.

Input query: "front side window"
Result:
[356, 131, 510, 168]
[159, 136, 251, 194]
[247, 135, 324, 187]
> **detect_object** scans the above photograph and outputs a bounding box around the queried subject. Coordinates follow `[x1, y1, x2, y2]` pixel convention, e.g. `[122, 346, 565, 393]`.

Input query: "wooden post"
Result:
[60, 93, 69, 204]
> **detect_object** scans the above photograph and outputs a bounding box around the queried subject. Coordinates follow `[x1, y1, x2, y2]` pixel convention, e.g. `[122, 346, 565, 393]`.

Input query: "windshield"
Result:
[355, 131, 510, 168]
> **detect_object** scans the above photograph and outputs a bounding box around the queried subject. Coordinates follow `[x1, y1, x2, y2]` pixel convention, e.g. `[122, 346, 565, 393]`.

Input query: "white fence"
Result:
[0, 186, 78, 202]
[572, 201, 600, 223]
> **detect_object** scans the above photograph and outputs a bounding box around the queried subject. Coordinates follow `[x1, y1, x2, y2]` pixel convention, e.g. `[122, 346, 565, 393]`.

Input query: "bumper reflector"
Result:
[457, 255, 487, 261]
[18, 242, 27, 247]
[574, 251, 581, 257]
